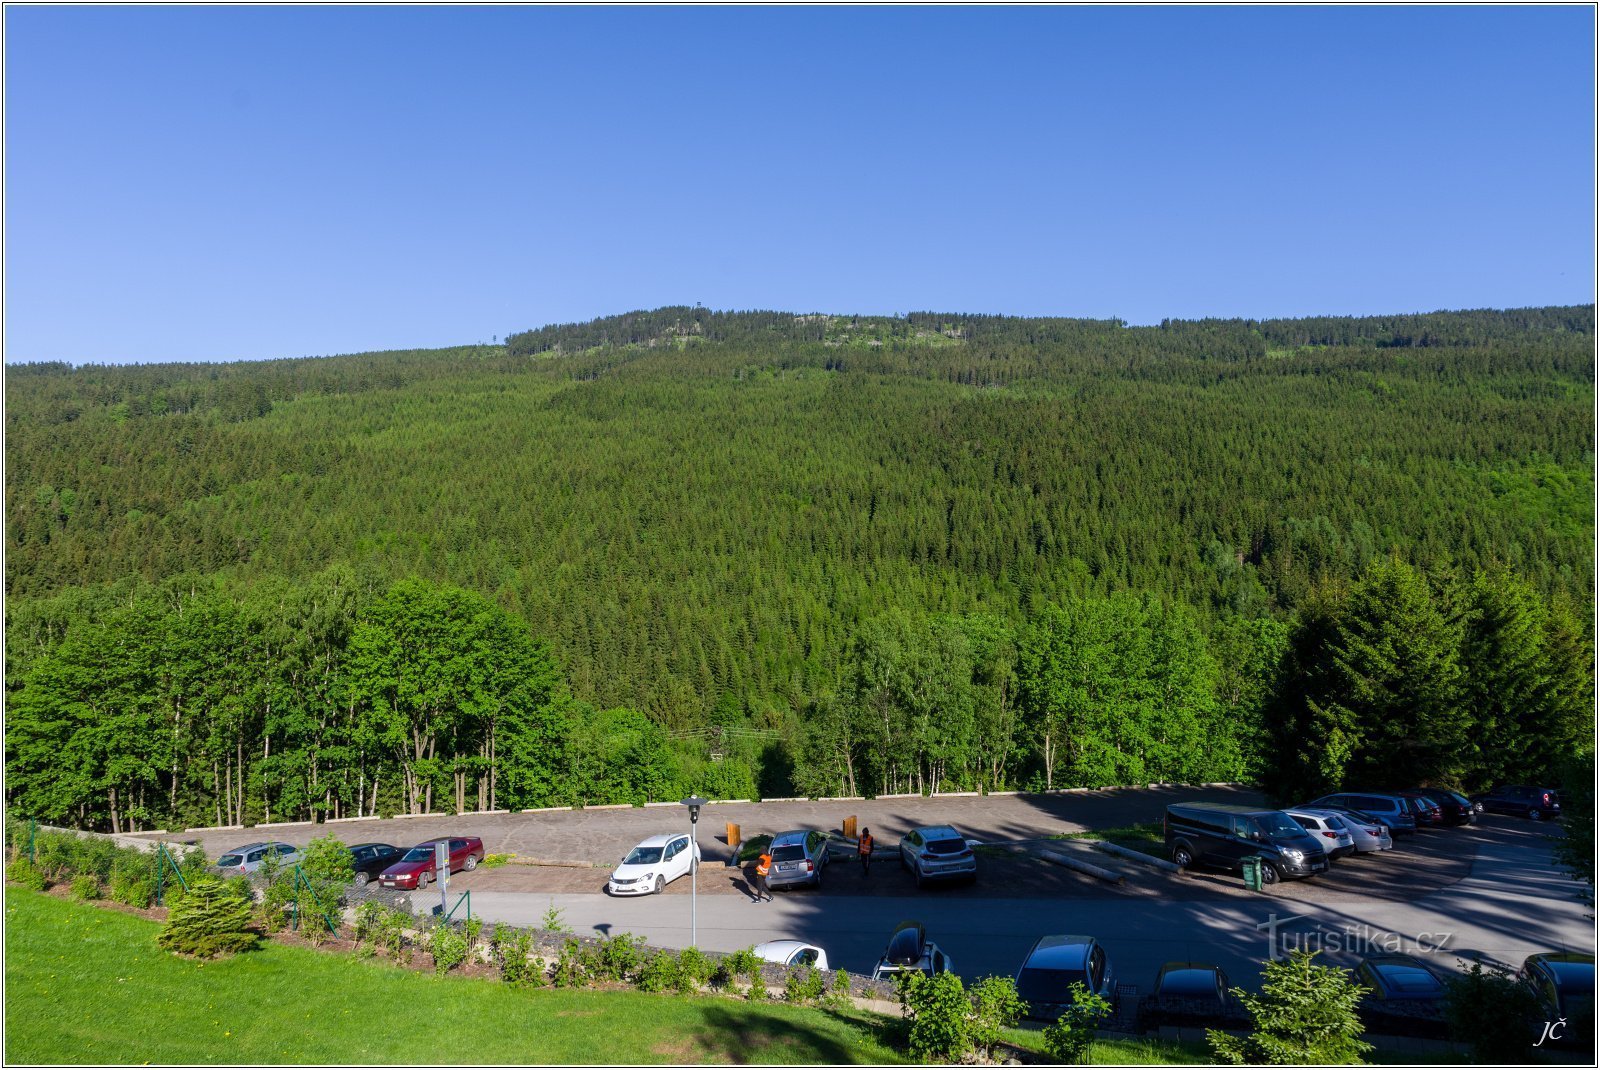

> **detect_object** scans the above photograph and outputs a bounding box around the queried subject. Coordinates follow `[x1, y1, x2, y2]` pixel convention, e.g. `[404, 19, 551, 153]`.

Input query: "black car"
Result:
[1355, 954, 1449, 1039]
[1140, 962, 1247, 1030]
[1403, 788, 1475, 826]
[348, 842, 405, 885]
[1521, 952, 1595, 1051]
[1471, 785, 1563, 821]
[1395, 792, 1445, 828]
[1165, 802, 1327, 885]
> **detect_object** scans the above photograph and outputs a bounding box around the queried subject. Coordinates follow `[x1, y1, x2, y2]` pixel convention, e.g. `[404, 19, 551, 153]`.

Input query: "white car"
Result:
[607, 832, 700, 896]
[1318, 809, 1392, 854]
[753, 940, 831, 972]
[215, 841, 301, 875]
[1287, 809, 1355, 860]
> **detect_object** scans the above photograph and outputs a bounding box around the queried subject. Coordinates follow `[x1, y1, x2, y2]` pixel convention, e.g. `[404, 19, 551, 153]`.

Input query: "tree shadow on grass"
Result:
[686, 1003, 893, 1065]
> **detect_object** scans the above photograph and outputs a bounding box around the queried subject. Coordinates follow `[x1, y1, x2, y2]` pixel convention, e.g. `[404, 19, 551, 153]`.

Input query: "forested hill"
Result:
[5, 305, 1594, 830]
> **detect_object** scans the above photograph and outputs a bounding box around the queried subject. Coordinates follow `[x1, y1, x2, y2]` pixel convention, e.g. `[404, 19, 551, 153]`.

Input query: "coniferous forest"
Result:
[4, 306, 1594, 831]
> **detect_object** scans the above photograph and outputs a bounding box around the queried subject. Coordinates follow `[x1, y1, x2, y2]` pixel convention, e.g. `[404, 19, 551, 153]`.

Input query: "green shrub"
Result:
[784, 966, 827, 1004]
[636, 951, 682, 993]
[353, 901, 387, 946]
[1040, 981, 1110, 1064]
[69, 874, 100, 901]
[379, 908, 412, 964]
[157, 876, 258, 959]
[108, 872, 153, 908]
[481, 853, 514, 868]
[539, 901, 572, 934]
[591, 933, 644, 982]
[1444, 961, 1543, 1062]
[7, 858, 47, 892]
[826, 969, 853, 1008]
[677, 946, 715, 992]
[969, 975, 1027, 1060]
[551, 940, 587, 988]
[1209, 949, 1371, 1066]
[897, 971, 971, 1062]
[33, 832, 79, 882]
[223, 875, 254, 903]
[490, 925, 544, 988]
[429, 924, 469, 975]
[464, 916, 484, 949]
[298, 834, 355, 911]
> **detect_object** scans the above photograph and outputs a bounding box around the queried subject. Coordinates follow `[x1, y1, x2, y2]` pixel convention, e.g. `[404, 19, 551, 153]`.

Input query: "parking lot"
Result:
[149, 785, 1503, 907]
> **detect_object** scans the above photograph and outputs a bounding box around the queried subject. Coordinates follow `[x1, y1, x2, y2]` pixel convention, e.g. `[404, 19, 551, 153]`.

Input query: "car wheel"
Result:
[1172, 845, 1194, 869]
[464, 854, 479, 871]
[415, 870, 429, 890]
[1473, 801, 1484, 813]
[353, 871, 370, 887]
[1528, 808, 1542, 822]
[654, 875, 665, 894]
[914, 863, 925, 890]
[1260, 863, 1281, 886]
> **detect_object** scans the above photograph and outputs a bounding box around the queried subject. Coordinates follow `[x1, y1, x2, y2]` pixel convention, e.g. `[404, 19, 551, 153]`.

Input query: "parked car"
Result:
[898, 825, 977, 887]
[1304, 799, 1414, 840]
[608, 832, 700, 896]
[215, 841, 300, 875]
[1303, 793, 1418, 835]
[1164, 802, 1328, 885]
[764, 829, 830, 890]
[1471, 785, 1563, 821]
[1013, 935, 1115, 1021]
[1396, 792, 1445, 828]
[1520, 952, 1594, 1051]
[1141, 962, 1246, 1029]
[348, 842, 404, 885]
[378, 836, 484, 890]
[1403, 788, 1476, 826]
[1318, 810, 1392, 854]
[1354, 954, 1450, 1038]
[753, 940, 831, 972]
[1286, 810, 1356, 860]
[871, 921, 955, 982]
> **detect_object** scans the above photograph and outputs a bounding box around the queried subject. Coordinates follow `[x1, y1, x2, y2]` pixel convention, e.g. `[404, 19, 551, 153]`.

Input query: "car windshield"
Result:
[217, 854, 242, 867]
[1159, 969, 1221, 998]
[771, 845, 806, 862]
[1255, 812, 1303, 837]
[623, 846, 663, 865]
[402, 847, 435, 862]
[1379, 966, 1443, 994]
[1017, 968, 1087, 1001]
[926, 838, 966, 855]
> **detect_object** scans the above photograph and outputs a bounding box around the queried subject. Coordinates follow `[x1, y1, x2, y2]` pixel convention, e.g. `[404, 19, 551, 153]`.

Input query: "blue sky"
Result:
[5, 5, 1595, 365]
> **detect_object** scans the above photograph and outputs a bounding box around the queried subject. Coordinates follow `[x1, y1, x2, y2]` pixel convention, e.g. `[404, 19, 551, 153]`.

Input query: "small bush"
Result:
[298, 834, 355, 911]
[481, 853, 514, 868]
[353, 901, 387, 946]
[1444, 961, 1543, 1062]
[897, 971, 971, 1062]
[429, 924, 469, 975]
[69, 874, 100, 901]
[33, 832, 79, 882]
[157, 876, 258, 959]
[969, 975, 1027, 1060]
[636, 951, 683, 993]
[464, 916, 485, 949]
[7, 858, 47, 892]
[1042, 982, 1112, 1064]
[540, 901, 572, 935]
[491, 925, 544, 988]
[826, 968, 854, 1008]
[785, 966, 827, 1004]
[108, 872, 153, 908]
[591, 933, 644, 982]
[1208, 950, 1370, 1066]
[677, 946, 715, 992]
[551, 939, 587, 988]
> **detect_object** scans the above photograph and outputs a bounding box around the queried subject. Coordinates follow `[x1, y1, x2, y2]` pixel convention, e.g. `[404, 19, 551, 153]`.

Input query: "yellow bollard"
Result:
[726, 822, 741, 849]
[843, 815, 857, 840]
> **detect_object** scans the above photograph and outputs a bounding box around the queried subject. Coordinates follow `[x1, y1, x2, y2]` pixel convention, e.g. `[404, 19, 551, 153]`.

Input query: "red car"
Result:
[379, 837, 484, 890]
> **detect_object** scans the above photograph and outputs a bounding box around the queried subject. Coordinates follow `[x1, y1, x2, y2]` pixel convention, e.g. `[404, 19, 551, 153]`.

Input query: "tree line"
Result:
[6, 557, 1588, 832]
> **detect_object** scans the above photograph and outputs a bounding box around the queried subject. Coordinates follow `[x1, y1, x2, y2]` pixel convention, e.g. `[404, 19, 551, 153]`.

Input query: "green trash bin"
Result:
[1241, 855, 1263, 892]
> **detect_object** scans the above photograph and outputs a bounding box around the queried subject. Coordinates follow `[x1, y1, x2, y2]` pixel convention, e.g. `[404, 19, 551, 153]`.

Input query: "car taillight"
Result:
[1542, 792, 1551, 804]
[804, 861, 813, 872]
[1322, 831, 1337, 839]
[1367, 828, 1382, 836]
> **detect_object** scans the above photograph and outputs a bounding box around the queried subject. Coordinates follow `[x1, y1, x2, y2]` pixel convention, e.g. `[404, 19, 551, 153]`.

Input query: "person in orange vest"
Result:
[753, 849, 774, 903]
[858, 827, 874, 877]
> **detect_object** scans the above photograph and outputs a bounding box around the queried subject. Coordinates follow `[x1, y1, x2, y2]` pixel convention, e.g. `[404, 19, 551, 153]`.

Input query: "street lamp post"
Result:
[679, 795, 708, 947]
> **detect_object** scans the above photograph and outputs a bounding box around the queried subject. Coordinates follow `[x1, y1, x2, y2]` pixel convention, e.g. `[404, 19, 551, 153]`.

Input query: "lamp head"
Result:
[680, 795, 709, 824]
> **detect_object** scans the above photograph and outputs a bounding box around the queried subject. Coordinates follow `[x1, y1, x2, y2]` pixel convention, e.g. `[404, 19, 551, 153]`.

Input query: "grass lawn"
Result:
[3, 888, 906, 1065]
[1058, 821, 1166, 858]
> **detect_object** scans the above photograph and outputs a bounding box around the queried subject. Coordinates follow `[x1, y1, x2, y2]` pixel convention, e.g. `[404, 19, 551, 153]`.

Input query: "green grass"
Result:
[1056, 821, 1166, 857]
[3, 889, 905, 1065]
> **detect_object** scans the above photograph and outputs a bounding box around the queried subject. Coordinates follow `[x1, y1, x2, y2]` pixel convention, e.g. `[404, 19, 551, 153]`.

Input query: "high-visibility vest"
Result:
[858, 834, 874, 855]
[756, 853, 772, 877]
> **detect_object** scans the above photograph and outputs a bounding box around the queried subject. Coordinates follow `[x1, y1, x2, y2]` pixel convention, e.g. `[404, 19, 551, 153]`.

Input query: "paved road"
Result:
[451, 815, 1595, 995]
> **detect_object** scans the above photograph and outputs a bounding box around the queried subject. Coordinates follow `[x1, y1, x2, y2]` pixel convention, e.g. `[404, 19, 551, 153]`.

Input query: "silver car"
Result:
[1315, 809, 1392, 854]
[899, 824, 978, 887]
[1286, 810, 1356, 860]
[215, 841, 301, 875]
[765, 829, 830, 889]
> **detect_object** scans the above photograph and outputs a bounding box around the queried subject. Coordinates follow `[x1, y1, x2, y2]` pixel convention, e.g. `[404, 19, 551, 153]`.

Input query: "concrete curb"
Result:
[1088, 840, 1183, 874]
[325, 816, 379, 824]
[254, 820, 316, 829]
[1039, 849, 1125, 884]
[521, 807, 568, 814]
[581, 804, 633, 811]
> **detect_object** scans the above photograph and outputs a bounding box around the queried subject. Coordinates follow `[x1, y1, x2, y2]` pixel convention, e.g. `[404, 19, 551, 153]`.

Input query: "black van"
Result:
[1164, 802, 1328, 885]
